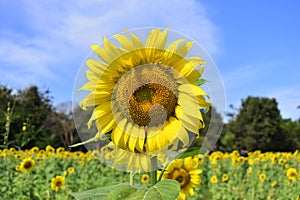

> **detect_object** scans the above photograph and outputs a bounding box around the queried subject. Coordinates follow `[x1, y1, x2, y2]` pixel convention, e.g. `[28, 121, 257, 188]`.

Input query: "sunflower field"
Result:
[1, 146, 299, 200]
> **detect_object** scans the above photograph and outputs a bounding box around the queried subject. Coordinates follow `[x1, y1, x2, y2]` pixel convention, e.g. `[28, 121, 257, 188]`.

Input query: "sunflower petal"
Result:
[178, 84, 208, 97]
[175, 41, 194, 58]
[186, 67, 204, 83]
[129, 32, 144, 49]
[91, 45, 112, 64]
[103, 36, 125, 59]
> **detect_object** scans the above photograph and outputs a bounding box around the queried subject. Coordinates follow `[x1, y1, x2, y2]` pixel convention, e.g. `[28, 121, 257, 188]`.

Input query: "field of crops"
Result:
[1, 146, 299, 200]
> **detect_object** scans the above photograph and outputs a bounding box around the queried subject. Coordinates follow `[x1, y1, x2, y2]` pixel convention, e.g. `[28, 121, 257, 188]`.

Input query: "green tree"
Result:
[280, 119, 300, 151]
[223, 96, 284, 152]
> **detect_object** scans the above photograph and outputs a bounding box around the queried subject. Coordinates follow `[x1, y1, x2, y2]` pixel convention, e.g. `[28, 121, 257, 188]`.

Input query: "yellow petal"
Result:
[186, 67, 204, 83]
[178, 84, 208, 97]
[103, 36, 125, 59]
[81, 90, 112, 107]
[140, 155, 150, 172]
[145, 126, 162, 152]
[176, 124, 189, 147]
[95, 113, 115, 133]
[146, 28, 168, 50]
[124, 122, 134, 148]
[91, 44, 112, 64]
[113, 33, 134, 50]
[129, 32, 144, 49]
[175, 106, 199, 134]
[174, 60, 195, 77]
[175, 41, 194, 58]
[186, 57, 205, 68]
[86, 59, 108, 74]
[131, 124, 145, 153]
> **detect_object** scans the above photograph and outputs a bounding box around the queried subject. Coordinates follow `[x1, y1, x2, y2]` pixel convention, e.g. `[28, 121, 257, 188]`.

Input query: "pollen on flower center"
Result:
[112, 64, 178, 127]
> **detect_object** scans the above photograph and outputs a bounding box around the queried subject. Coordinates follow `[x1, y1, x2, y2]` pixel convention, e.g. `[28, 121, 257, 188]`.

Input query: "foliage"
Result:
[220, 97, 289, 152]
[1, 147, 300, 199]
[0, 85, 78, 150]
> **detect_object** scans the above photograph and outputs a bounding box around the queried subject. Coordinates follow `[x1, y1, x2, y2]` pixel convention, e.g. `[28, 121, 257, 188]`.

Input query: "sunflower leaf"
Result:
[108, 185, 138, 200]
[125, 180, 180, 200]
[193, 78, 207, 86]
[178, 147, 208, 159]
[148, 179, 180, 200]
[71, 184, 125, 200]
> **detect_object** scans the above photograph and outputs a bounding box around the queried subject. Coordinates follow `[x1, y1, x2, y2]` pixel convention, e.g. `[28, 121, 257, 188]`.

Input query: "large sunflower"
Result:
[78, 27, 210, 171]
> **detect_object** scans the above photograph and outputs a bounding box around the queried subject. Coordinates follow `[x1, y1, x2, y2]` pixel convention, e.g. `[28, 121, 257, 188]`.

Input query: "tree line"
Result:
[0, 85, 299, 152]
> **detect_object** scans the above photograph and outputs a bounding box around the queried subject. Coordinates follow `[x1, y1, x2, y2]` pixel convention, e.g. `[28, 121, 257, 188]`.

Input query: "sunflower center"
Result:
[171, 168, 190, 188]
[129, 83, 177, 126]
[24, 161, 33, 169]
[56, 180, 62, 187]
[113, 64, 178, 127]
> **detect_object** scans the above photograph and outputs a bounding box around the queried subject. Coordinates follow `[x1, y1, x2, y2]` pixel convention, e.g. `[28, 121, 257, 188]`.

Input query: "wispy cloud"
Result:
[0, 0, 219, 101]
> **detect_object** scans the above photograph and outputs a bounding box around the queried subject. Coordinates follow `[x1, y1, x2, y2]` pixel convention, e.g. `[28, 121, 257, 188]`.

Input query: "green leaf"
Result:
[126, 180, 180, 200]
[178, 147, 200, 159]
[108, 185, 137, 200]
[193, 78, 207, 86]
[149, 179, 180, 200]
[178, 147, 209, 159]
[71, 184, 121, 200]
[125, 190, 149, 200]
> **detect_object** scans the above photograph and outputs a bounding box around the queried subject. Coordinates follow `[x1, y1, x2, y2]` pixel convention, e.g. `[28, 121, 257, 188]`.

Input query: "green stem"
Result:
[150, 156, 157, 186]
[130, 171, 135, 186]
[157, 165, 167, 182]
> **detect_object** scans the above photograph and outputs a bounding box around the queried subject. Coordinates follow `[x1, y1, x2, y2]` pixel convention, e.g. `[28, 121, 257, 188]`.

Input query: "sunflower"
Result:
[51, 176, 65, 191]
[20, 158, 35, 172]
[222, 174, 229, 182]
[30, 146, 39, 154]
[161, 157, 202, 200]
[210, 176, 218, 184]
[68, 167, 75, 174]
[141, 174, 150, 184]
[45, 145, 55, 154]
[77, 27, 210, 172]
[259, 173, 266, 182]
[286, 168, 297, 182]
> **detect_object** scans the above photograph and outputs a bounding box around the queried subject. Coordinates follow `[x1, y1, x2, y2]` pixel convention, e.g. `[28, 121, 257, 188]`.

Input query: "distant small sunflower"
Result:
[30, 146, 39, 154]
[210, 175, 218, 184]
[79, 161, 85, 166]
[286, 168, 297, 181]
[20, 158, 35, 172]
[278, 158, 286, 165]
[222, 174, 229, 182]
[15, 165, 21, 171]
[46, 145, 55, 153]
[259, 173, 266, 182]
[141, 174, 150, 184]
[51, 176, 65, 191]
[68, 167, 75, 174]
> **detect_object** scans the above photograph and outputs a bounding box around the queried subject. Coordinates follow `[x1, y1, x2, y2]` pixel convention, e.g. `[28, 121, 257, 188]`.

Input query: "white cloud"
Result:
[0, 0, 220, 101]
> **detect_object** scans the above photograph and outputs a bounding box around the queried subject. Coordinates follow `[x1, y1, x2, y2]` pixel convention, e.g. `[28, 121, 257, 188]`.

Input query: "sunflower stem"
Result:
[130, 171, 135, 186]
[150, 156, 157, 186]
[157, 164, 167, 182]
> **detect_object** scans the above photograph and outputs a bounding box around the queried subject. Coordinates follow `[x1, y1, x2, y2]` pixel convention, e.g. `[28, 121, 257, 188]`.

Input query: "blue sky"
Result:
[0, 0, 299, 121]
